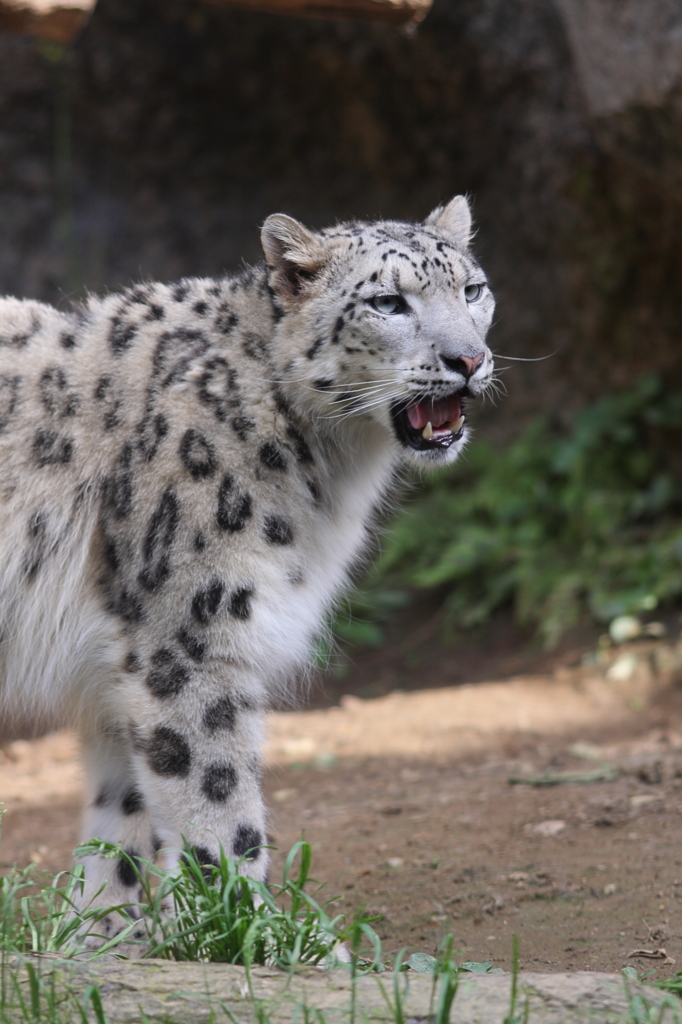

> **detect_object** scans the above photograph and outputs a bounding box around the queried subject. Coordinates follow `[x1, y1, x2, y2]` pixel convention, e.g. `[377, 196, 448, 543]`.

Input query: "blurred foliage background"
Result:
[334, 373, 682, 654]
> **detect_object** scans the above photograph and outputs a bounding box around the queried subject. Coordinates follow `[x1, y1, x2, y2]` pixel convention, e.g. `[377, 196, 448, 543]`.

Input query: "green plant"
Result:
[346, 373, 682, 648]
[376, 949, 410, 1024]
[0, 860, 143, 961]
[431, 935, 460, 1024]
[625, 968, 682, 1023]
[503, 934, 529, 1024]
[72, 838, 372, 971]
[4, 960, 111, 1024]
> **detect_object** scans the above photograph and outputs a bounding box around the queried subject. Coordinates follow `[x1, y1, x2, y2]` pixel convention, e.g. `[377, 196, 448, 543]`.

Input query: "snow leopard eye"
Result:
[370, 295, 406, 315]
[464, 283, 484, 303]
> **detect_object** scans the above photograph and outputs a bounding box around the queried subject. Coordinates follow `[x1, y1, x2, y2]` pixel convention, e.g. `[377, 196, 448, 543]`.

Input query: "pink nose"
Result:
[441, 351, 486, 378]
[459, 353, 485, 378]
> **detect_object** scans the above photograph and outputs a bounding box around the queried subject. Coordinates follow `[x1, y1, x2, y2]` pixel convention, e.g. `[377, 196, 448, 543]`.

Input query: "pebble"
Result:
[527, 819, 566, 837]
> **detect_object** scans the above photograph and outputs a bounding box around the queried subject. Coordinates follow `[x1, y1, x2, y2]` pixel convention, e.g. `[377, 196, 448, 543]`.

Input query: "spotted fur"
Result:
[0, 197, 495, 923]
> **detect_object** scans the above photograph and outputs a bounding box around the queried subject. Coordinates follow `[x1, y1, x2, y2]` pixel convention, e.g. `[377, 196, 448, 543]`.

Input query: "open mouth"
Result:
[391, 392, 466, 452]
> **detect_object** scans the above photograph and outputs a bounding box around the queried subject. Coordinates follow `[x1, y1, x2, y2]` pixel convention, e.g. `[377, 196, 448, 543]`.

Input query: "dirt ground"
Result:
[3, 621, 682, 980]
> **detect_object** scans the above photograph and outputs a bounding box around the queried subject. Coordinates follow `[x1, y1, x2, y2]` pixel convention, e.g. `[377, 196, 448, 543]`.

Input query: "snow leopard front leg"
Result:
[77, 668, 268, 936]
[80, 654, 268, 900]
[127, 668, 268, 883]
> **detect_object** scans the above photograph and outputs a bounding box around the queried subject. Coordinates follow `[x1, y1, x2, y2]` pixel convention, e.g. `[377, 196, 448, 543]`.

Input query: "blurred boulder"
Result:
[554, 0, 682, 116]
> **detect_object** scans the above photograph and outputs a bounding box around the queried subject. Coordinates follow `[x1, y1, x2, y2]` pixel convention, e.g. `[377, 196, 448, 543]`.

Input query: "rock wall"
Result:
[1, 0, 681, 425]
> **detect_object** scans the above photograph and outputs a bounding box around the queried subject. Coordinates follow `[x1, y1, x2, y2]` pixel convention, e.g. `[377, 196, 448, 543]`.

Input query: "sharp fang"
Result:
[448, 415, 465, 434]
[422, 421, 433, 440]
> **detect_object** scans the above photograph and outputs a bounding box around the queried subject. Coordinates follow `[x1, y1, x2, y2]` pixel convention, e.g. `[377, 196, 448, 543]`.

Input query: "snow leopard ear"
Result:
[261, 214, 326, 303]
[425, 196, 473, 249]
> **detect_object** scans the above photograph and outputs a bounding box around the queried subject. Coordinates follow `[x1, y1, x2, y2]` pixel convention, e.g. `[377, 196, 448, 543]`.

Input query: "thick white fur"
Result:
[0, 198, 495, 920]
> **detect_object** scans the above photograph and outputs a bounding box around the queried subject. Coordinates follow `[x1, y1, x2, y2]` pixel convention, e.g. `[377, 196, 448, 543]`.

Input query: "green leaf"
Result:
[460, 960, 495, 973]
[406, 952, 438, 973]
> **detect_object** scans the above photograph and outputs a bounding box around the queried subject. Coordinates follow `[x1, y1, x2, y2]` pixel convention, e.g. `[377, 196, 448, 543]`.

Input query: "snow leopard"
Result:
[0, 196, 495, 919]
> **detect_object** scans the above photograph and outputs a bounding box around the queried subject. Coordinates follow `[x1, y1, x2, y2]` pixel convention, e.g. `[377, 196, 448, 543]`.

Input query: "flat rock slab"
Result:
[6, 957, 681, 1023]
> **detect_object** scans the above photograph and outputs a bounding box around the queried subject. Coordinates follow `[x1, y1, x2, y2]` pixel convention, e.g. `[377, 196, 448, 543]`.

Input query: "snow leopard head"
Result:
[262, 197, 496, 467]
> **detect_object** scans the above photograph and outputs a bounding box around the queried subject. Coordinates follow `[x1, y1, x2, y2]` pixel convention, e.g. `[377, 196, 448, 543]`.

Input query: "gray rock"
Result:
[5, 956, 681, 1024]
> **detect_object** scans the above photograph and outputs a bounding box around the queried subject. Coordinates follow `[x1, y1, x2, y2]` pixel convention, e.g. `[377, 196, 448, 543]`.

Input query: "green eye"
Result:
[464, 283, 483, 303]
[371, 295, 406, 315]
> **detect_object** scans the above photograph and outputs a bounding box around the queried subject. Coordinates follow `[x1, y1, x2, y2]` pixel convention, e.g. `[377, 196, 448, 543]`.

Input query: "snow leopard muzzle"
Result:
[391, 390, 467, 452]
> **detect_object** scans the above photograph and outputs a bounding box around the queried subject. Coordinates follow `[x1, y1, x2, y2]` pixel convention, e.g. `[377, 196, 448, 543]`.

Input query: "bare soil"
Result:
[3, 623, 682, 980]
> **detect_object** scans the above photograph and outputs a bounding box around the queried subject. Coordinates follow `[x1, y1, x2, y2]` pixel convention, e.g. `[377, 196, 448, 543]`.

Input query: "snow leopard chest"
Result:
[89, 327, 394, 686]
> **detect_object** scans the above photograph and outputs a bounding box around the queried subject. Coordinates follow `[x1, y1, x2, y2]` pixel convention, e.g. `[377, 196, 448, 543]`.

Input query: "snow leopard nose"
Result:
[440, 352, 485, 379]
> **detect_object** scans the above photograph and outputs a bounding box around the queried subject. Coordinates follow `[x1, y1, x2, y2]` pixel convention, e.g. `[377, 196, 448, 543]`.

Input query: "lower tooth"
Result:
[422, 421, 433, 440]
[450, 416, 465, 433]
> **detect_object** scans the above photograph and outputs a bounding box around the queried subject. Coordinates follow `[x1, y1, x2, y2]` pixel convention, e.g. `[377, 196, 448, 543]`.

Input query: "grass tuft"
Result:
[1, 837, 379, 970]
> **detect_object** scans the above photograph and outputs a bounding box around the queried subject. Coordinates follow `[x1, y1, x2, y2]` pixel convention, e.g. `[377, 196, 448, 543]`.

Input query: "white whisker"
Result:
[493, 350, 559, 362]
[324, 391, 408, 420]
[326, 380, 403, 394]
[249, 369, 414, 388]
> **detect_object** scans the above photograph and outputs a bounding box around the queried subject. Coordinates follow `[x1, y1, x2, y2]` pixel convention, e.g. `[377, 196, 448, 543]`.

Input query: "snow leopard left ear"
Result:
[425, 196, 473, 249]
[261, 214, 326, 303]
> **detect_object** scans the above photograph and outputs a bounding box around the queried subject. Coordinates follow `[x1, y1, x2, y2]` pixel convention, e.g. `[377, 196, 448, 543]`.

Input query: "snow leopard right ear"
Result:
[261, 214, 326, 303]
[424, 195, 473, 249]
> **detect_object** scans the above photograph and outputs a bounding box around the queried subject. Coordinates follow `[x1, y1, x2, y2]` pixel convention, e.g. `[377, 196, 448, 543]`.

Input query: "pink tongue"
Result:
[407, 395, 461, 431]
